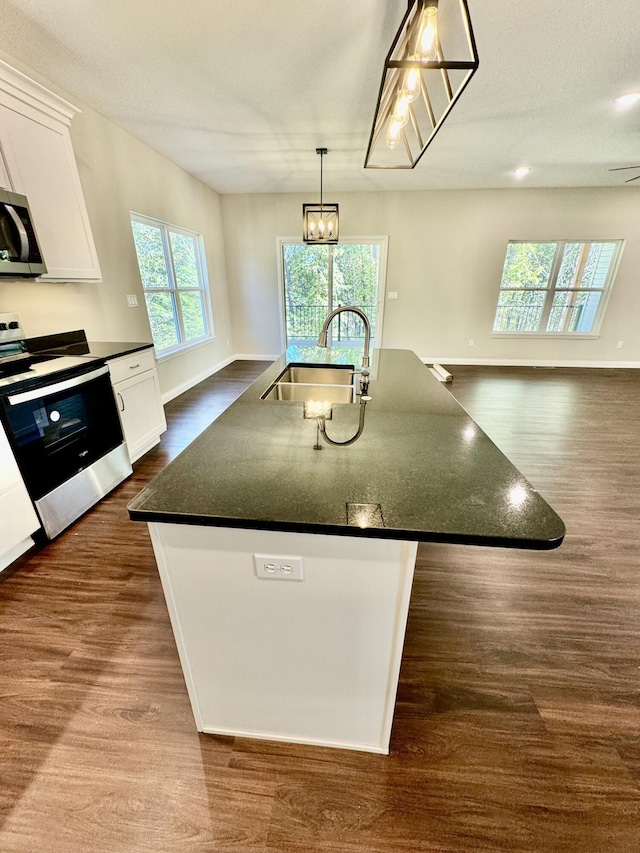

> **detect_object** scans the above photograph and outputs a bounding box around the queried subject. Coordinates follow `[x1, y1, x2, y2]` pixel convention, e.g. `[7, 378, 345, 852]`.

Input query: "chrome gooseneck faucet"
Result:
[317, 306, 371, 367]
[317, 306, 371, 394]
[318, 395, 369, 448]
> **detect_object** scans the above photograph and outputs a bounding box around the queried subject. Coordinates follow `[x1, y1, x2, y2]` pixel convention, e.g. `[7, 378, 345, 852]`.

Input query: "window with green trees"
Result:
[130, 214, 213, 354]
[493, 240, 623, 334]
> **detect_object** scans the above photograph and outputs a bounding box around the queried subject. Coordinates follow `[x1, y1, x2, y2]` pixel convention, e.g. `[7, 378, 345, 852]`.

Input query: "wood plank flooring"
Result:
[1, 360, 639, 852]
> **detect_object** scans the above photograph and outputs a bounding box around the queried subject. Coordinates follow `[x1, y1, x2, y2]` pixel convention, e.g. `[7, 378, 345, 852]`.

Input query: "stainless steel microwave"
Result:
[0, 190, 46, 277]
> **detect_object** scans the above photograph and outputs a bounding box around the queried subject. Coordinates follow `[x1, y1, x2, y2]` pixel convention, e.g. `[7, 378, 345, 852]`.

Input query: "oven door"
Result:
[2, 364, 125, 501]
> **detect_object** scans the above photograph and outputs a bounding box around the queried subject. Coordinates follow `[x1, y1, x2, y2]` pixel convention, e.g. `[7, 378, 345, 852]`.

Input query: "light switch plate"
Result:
[127, 294, 139, 307]
[254, 554, 304, 581]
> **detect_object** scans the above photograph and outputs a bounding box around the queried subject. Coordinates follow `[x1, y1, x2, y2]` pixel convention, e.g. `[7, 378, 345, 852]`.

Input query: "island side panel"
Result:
[148, 522, 417, 754]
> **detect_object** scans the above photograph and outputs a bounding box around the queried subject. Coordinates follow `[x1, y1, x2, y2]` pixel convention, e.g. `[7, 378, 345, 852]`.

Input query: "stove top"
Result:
[0, 313, 108, 395]
[0, 354, 107, 396]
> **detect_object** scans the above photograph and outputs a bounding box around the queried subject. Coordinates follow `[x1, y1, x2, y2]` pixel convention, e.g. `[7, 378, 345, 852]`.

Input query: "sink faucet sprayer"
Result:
[317, 306, 371, 394]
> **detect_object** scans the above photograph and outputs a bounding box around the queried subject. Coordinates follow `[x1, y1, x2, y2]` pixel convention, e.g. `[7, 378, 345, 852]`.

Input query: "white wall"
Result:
[1, 47, 638, 395]
[0, 50, 235, 399]
[222, 187, 640, 366]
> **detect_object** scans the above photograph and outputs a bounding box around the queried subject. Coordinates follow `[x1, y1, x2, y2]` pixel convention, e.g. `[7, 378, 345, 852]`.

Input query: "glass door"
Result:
[281, 240, 386, 359]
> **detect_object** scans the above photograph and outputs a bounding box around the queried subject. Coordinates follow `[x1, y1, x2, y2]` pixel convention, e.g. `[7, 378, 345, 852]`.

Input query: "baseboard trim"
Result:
[233, 353, 280, 362]
[421, 357, 640, 369]
[162, 353, 640, 404]
[161, 355, 236, 404]
[161, 353, 280, 404]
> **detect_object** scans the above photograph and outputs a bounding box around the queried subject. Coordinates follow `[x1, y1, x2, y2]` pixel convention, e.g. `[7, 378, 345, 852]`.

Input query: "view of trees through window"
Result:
[493, 240, 622, 334]
[282, 243, 381, 348]
[131, 215, 211, 352]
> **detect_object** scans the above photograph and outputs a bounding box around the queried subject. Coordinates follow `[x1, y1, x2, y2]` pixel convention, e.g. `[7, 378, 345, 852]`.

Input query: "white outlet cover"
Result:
[254, 554, 304, 581]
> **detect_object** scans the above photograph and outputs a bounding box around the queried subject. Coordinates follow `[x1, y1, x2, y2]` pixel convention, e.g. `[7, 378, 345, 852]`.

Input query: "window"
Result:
[130, 213, 213, 354]
[492, 240, 623, 335]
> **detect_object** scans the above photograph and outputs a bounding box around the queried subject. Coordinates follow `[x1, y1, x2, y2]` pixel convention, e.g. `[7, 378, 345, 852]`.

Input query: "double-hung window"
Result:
[130, 213, 214, 355]
[492, 240, 623, 335]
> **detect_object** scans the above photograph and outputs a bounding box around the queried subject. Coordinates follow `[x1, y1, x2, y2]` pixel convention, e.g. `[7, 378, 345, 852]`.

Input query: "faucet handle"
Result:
[358, 368, 370, 395]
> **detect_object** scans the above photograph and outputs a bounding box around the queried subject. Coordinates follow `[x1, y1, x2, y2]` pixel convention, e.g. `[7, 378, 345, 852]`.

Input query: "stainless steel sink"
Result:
[261, 362, 356, 403]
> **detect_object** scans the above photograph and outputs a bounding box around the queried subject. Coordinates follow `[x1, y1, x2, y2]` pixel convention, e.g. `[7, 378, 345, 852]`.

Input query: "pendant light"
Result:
[365, 0, 479, 169]
[303, 148, 339, 244]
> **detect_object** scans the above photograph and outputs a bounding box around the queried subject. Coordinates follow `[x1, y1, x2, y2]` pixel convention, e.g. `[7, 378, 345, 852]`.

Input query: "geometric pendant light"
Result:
[303, 148, 339, 243]
[365, 0, 479, 169]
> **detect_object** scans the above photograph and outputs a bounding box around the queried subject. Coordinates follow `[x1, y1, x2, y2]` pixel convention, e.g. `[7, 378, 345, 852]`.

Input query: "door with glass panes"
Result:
[280, 241, 386, 358]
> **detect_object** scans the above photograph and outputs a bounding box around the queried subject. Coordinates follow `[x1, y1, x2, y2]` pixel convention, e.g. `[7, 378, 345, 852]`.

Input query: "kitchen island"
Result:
[128, 349, 564, 753]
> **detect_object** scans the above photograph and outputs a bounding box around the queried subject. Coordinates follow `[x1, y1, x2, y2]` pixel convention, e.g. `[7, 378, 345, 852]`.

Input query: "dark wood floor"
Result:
[1, 361, 639, 852]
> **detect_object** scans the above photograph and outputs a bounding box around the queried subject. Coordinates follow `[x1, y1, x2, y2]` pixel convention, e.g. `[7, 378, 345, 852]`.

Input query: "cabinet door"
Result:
[0, 420, 40, 570]
[0, 140, 11, 190]
[0, 103, 101, 281]
[113, 369, 167, 463]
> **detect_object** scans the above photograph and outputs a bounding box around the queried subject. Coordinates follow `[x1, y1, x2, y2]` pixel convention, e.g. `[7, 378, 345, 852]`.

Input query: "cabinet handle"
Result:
[117, 392, 125, 412]
[129, 363, 140, 370]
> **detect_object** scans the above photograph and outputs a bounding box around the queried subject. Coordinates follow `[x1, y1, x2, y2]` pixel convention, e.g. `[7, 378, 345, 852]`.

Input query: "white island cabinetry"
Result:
[109, 348, 166, 464]
[0, 59, 101, 281]
[149, 523, 417, 754]
[0, 420, 39, 571]
[128, 350, 566, 754]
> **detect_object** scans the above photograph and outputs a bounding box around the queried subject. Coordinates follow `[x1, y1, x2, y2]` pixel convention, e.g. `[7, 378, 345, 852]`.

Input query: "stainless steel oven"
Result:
[0, 324, 132, 539]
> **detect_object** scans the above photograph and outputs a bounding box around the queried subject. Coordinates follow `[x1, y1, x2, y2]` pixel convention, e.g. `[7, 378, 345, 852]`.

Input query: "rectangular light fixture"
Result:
[303, 148, 339, 244]
[302, 203, 339, 244]
[365, 0, 479, 169]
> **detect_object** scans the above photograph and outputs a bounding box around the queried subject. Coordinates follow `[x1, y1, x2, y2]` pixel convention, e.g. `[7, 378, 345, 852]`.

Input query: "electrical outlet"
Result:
[617, 340, 624, 349]
[468, 339, 474, 347]
[254, 554, 304, 581]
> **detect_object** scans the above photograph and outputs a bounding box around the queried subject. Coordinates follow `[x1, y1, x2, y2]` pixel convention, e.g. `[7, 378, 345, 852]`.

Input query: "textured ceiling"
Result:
[0, 0, 638, 194]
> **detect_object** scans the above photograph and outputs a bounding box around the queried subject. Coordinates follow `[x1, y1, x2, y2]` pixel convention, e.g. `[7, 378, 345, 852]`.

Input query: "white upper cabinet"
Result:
[0, 142, 12, 191]
[0, 60, 101, 281]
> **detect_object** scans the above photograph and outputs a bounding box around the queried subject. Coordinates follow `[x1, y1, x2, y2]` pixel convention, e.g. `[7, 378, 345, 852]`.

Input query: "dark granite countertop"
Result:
[27, 329, 153, 361]
[127, 349, 565, 549]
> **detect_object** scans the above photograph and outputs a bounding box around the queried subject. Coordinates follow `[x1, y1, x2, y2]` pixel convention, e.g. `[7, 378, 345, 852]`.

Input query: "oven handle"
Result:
[6, 364, 110, 405]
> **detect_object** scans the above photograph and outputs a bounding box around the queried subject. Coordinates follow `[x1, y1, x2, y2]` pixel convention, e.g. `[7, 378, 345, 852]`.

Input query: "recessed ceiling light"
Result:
[614, 92, 640, 108]
[514, 167, 531, 179]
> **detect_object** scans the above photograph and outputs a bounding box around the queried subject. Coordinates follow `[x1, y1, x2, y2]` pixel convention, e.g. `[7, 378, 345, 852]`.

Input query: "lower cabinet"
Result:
[109, 348, 167, 464]
[0, 420, 40, 571]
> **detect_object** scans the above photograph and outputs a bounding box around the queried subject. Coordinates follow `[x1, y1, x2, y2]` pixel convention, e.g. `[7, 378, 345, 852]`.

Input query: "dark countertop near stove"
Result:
[27, 329, 153, 361]
[127, 348, 565, 550]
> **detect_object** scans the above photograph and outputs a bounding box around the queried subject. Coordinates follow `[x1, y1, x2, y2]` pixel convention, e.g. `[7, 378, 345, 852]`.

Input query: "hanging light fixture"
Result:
[303, 148, 339, 244]
[365, 0, 479, 169]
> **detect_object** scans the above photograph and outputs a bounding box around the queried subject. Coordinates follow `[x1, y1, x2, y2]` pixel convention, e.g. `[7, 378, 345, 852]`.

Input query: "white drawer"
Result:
[108, 347, 156, 385]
